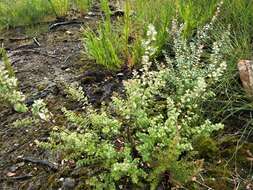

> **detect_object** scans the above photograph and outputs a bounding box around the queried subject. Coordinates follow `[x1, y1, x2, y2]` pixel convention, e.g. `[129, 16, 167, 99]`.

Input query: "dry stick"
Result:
[193, 179, 214, 190]
[49, 20, 85, 30]
[19, 157, 58, 171]
[11, 174, 33, 180]
[33, 37, 41, 47]
[10, 49, 61, 60]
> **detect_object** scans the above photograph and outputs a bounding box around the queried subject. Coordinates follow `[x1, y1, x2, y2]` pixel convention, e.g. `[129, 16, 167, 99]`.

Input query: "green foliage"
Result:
[176, 0, 218, 37]
[83, 25, 122, 70]
[83, 0, 123, 70]
[0, 48, 28, 112]
[220, 0, 253, 59]
[132, 0, 175, 54]
[62, 82, 86, 102]
[0, 0, 94, 29]
[74, 0, 93, 14]
[42, 20, 229, 188]
[12, 117, 34, 128]
[48, 0, 69, 18]
[0, 0, 52, 28]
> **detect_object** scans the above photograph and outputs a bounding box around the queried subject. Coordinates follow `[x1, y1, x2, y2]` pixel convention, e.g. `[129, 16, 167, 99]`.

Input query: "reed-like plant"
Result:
[74, 0, 93, 14]
[83, 0, 123, 70]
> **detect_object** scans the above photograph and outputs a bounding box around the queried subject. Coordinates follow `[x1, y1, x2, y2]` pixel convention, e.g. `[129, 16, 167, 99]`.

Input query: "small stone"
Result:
[65, 31, 73, 35]
[17, 162, 25, 167]
[59, 178, 64, 182]
[238, 60, 253, 97]
[7, 172, 16, 177]
[62, 178, 75, 190]
[9, 165, 18, 172]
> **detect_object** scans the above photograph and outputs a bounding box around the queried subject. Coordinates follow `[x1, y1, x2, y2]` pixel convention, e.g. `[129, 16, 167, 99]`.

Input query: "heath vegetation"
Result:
[0, 0, 253, 189]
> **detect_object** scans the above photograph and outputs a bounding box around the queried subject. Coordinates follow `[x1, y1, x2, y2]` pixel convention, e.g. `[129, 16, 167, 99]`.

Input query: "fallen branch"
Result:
[49, 20, 85, 30]
[19, 157, 58, 171]
[11, 174, 33, 180]
[10, 49, 61, 60]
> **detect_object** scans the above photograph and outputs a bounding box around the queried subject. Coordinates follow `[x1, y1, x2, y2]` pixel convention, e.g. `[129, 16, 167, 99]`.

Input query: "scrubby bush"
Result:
[41, 18, 230, 188]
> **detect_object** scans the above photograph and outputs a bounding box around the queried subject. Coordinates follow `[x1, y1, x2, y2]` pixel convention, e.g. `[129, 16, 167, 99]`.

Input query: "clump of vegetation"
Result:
[0, 0, 51, 28]
[0, 0, 253, 189]
[83, 0, 128, 70]
[0, 48, 27, 112]
[74, 0, 93, 15]
[132, 0, 175, 54]
[40, 18, 230, 188]
[48, 0, 70, 18]
[0, 0, 94, 29]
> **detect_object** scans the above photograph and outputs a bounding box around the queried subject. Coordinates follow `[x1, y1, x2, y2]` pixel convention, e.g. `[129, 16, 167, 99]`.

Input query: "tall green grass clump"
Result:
[83, 0, 123, 70]
[48, 0, 70, 18]
[0, 0, 95, 29]
[221, 0, 253, 59]
[176, 0, 218, 37]
[74, 0, 93, 14]
[41, 18, 230, 188]
[0, 0, 52, 29]
[132, 0, 175, 55]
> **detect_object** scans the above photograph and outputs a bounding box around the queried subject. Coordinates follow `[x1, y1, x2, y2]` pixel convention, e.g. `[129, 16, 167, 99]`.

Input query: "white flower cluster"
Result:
[0, 56, 27, 112]
[197, 1, 224, 42]
[31, 99, 52, 121]
[63, 82, 86, 102]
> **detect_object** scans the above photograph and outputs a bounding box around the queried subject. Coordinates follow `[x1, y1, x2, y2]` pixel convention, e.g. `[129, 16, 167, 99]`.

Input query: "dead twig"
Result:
[19, 157, 58, 171]
[33, 37, 41, 47]
[10, 49, 61, 60]
[49, 20, 85, 30]
[11, 174, 33, 180]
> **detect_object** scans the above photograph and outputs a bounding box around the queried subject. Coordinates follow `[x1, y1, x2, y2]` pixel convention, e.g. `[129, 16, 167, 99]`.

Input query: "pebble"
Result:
[62, 178, 75, 190]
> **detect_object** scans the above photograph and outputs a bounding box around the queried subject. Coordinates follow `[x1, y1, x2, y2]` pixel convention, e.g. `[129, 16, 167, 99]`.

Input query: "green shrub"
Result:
[41, 19, 230, 189]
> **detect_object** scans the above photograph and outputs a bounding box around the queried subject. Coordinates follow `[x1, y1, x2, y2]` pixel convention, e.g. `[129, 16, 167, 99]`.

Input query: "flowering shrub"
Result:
[40, 17, 230, 188]
[0, 48, 52, 127]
